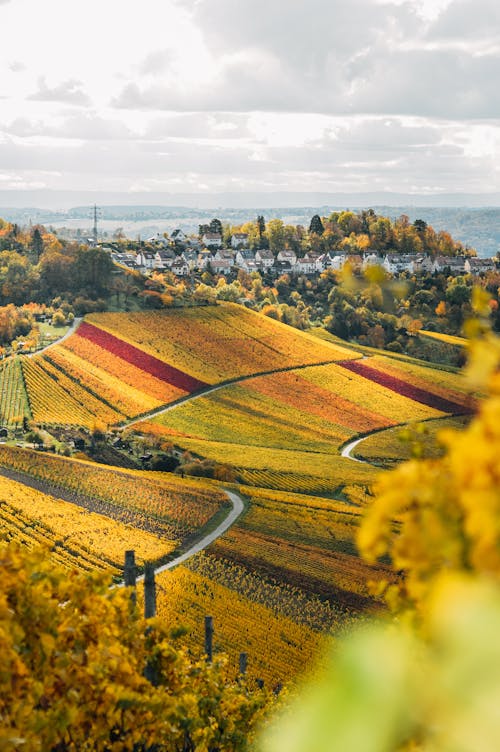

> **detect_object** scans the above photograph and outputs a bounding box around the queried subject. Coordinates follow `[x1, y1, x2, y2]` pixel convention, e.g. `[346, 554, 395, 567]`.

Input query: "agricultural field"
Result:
[21, 302, 357, 427]
[0, 303, 478, 687]
[419, 330, 467, 347]
[155, 562, 330, 686]
[83, 303, 357, 383]
[139, 349, 471, 495]
[0, 474, 174, 575]
[351, 415, 471, 466]
[0, 445, 228, 544]
[0, 356, 30, 428]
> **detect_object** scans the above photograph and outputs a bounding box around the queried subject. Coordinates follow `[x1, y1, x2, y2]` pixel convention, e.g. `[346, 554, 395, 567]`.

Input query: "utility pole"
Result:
[93, 204, 99, 245]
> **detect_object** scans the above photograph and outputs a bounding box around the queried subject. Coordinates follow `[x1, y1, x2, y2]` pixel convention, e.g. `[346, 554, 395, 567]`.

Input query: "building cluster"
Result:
[105, 230, 497, 279]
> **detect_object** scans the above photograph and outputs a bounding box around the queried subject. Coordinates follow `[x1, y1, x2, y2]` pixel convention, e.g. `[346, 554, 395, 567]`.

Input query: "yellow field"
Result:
[0, 474, 174, 573]
[0, 446, 228, 540]
[419, 330, 467, 347]
[155, 563, 329, 686]
[85, 303, 357, 383]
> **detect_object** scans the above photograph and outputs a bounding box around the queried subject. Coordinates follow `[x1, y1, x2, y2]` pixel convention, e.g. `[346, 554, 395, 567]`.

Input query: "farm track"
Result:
[123, 357, 352, 428]
[0, 463, 244, 574]
[7, 316, 470, 576]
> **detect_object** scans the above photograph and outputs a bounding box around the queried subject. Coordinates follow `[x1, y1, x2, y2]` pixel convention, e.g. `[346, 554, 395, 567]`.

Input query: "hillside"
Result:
[0, 302, 476, 685]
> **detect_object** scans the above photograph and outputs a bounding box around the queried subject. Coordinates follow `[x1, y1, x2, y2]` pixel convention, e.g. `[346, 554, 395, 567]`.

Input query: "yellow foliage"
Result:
[357, 325, 500, 614]
[0, 543, 270, 751]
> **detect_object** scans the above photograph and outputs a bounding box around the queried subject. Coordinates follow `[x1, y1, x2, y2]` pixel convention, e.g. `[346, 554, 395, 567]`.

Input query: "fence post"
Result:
[124, 549, 137, 603]
[144, 563, 156, 619]
[239, 652, 248, 677]
[204, 615, 214, 663]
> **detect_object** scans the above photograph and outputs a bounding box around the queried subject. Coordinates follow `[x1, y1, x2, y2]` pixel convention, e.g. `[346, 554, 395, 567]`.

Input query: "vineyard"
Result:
[0, 356, 30, 427]
[0, 474, 174, 574]
[0, 445, 228, 542]
[0, 304, 478, 687]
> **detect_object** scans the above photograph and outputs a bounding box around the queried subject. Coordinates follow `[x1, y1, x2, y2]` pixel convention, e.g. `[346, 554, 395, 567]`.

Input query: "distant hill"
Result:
[1, 200, 499, 257]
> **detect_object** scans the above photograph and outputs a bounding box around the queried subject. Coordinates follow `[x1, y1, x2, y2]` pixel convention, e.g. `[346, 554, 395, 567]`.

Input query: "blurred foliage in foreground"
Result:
[261, 289, 500, 751]
[0, 544, 269, 751]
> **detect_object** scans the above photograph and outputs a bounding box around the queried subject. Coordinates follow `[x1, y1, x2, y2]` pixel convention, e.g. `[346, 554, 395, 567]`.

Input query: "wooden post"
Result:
[239, 652, 248, 676]
[124, 549, 137, 607]
[204, 615, 214, 663]
[124, 550, 137, 586]
[144, 563, 156, 619]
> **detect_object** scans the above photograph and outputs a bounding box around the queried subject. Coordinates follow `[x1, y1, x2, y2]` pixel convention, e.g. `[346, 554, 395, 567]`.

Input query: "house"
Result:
[235, 249, 256, 270]
[293, 257, 317, 275]
[154, 249, 176, 269]
[271, 260, 293, 276]
[433, 256, 466, 274]
[231, 232, 249, 249]
[464, 257, 496, 275]
[183, 249, 199, 270]
[135, 251, 156, 270]
[171, 257, 189, 277]
[325, 251, 346, 270]
[277, 249, 297, 266]
[146, 234, 169, 247]
[413, 255, 434, 274]
[255, 249, 274, 268]
[112, 252, 138, 269]
[210, 258, 232, 275]
[196, 250, 212, 270]
[383, 254, 416, 274]
[170, 229, 187, 243]
[213, 249, 235, 266]
[202, 232, 222, 248]
[363, 253, 384, 269]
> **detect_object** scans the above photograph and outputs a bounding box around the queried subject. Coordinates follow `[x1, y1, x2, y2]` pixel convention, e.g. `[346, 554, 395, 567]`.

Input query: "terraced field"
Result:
[0, 304, 477, 686]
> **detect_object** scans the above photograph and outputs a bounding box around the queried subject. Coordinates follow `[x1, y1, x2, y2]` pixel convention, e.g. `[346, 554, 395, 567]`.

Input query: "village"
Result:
[103, 226, 497, 279]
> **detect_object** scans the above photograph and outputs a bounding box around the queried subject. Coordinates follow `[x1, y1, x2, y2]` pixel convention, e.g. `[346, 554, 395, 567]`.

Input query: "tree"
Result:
[266, 219, 286, 254]
[74, 247, 114, 296]
[257, 215, 266, 248]
[209, 218, 223, 236]
[31, 227, 44, 261]
[309, 215, 324, 236]
[0, 543, 269, 750]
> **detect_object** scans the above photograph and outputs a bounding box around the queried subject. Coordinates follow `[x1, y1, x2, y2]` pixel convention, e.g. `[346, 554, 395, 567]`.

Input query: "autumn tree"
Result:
[266, 219, 286, 254]
[0, 543, 270, 751]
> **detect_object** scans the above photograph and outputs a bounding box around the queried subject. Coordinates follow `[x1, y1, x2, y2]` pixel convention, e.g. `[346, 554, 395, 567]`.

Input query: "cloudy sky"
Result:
[0, 0, 499, 205]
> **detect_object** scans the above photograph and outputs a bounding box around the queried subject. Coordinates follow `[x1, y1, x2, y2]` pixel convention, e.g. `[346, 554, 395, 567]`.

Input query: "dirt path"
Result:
[136, 489, 244, 579]
[0, 463, 245, 574]
[27, 317, 82, 357]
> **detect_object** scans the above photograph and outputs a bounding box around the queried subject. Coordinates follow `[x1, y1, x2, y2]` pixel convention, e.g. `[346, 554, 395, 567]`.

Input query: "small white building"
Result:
[255, 249, 274, 268]
[154, 249, 176, 269]
[202, 232, 222, 248]
[170, 229, 187, 243]
[235, 249, 256, 270]
[136, 251, 156, 270]
[277, 249, 297, 266]
[464, 257, 496, 275]
[210, 258, 232, 275]
[171, 257, 190, 277]
[433, 256, 466, 274]
[383, 254, 416, 274]
[231, 232, 249, 249]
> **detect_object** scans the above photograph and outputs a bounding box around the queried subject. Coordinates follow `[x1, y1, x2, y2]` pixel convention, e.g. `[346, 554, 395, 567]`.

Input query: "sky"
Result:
[0, 0, 500, 206]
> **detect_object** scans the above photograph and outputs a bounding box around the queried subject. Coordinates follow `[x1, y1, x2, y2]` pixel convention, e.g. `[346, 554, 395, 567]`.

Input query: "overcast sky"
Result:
[0, 0, 499, 204]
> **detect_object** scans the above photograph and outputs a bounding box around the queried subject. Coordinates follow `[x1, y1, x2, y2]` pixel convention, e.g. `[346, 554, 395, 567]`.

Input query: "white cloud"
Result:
[0, 0, 499, 199]
[27, 77, 91, 107]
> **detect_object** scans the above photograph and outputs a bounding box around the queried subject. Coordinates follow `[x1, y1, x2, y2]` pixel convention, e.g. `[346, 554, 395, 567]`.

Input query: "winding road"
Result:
[136, 489, 244, 580]
[12, 316, 375, 577]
